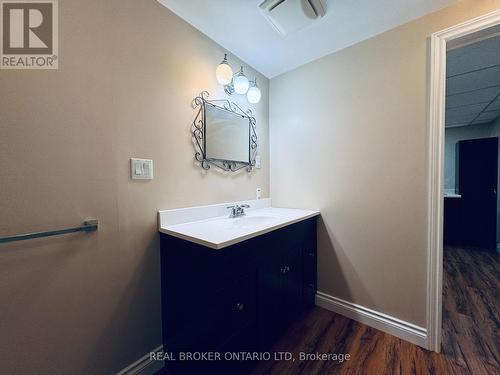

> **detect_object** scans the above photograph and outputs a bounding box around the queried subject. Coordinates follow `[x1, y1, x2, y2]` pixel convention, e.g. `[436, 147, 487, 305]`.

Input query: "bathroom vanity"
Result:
[158, 199, 319, 373]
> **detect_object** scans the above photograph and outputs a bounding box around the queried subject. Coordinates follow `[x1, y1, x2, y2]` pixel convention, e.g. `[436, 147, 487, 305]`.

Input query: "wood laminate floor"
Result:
[252, 246, 500, 375]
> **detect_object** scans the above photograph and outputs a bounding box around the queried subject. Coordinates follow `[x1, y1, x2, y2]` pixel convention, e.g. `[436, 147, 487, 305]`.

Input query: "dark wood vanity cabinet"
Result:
[256, 221, 316, 347]
[160, 217, 317, 374]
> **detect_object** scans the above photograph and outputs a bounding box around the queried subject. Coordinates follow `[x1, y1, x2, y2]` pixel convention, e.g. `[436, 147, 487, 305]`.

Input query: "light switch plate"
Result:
[255, 155, 261, 169]
[131, 158, 154, 180]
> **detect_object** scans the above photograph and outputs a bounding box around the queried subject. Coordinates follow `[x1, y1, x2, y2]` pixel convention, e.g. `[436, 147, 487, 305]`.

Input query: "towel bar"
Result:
[0, 219, 98, 244]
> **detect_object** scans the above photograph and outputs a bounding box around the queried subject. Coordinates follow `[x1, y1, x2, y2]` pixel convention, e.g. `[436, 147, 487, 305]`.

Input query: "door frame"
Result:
[427, 9, 500, 352]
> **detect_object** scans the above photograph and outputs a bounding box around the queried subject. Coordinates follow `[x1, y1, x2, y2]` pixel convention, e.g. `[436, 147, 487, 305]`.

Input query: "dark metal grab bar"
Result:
[0, 219, 98, 244]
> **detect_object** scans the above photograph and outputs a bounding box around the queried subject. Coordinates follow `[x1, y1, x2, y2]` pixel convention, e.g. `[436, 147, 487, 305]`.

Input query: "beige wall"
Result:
[270, 0, 500, 327]
[0, 1, 269, 374]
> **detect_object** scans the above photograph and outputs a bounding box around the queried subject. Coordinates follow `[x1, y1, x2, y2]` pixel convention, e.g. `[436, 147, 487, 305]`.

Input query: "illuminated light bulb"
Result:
[215, 54, 233, 85]
[233, 66, 249, 94]
[247, 79, 261, 104]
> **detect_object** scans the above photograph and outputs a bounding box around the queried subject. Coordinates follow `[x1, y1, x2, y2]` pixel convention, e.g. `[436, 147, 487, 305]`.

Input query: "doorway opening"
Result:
[427, 9, 500, 357]
[441, 32, 500, 373]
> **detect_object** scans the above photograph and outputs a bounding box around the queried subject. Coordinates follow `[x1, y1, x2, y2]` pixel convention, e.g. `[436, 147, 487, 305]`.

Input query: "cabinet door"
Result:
[458, 137, 498, 248]
[303, 246, 317, 305]
[256, 219, 317, 348]
[257, 241, 303, 347]
[257, 257, 283, 348]
[281, 243, 303, 323]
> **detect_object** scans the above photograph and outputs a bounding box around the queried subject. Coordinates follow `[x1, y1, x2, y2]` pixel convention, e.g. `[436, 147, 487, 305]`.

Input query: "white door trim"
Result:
[427, 9, 500, 352]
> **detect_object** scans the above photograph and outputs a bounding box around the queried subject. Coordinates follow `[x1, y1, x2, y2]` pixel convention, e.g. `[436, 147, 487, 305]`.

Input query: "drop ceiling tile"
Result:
[486, 100, 500, 112]
[446, 66, 500, 96]
[445, 102, 487, 118]
[446, 121, 470, 128]
[446, 86, 500, 108]
[447, 36, 500, 77]
[446, 120, 492, 128]
[473, 110, 500, 123]
[445, 108, 482, 124]
[445, 103, 488, 126]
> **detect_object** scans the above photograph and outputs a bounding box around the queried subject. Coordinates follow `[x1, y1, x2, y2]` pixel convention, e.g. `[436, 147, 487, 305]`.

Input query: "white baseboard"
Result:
[116, 294, 427, 374]
[316, 291, 428, 349]
[116, 345, 164, 375]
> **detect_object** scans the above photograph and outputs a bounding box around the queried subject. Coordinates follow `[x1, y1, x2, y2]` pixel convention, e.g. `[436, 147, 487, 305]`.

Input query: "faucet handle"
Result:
[240, 204, 250, 208]
[227, 205, 237, 217]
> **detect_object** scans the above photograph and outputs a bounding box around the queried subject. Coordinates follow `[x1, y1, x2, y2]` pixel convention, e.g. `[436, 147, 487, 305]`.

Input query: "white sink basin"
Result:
[232, 215, 279, 228]
[158, 199, 319, 249]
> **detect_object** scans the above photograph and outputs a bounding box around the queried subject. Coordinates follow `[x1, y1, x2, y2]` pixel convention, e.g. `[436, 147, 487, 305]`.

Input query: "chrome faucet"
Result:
[227, 204, 250, 218]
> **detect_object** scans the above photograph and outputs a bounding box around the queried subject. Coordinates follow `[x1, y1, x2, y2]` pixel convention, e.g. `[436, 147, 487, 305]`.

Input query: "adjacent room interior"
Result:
[1, 1, 499, 375]
[441, 30, 500, 375]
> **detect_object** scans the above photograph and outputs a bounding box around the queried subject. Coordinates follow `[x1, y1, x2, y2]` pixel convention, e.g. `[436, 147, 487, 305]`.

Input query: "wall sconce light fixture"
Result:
[216, 54, 261, 104]
[215, 54, 233, 85]
[247, 79, 262, 104]
[232, 66, 250, 94]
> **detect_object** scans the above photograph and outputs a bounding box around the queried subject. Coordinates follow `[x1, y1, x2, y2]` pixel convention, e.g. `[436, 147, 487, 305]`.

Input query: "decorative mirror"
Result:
[192, 91, 257, 172]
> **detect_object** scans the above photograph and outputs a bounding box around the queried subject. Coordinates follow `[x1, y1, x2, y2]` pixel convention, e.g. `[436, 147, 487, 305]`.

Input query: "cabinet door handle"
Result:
[280, 266, 291, 274]
[236, 303, 245, 311]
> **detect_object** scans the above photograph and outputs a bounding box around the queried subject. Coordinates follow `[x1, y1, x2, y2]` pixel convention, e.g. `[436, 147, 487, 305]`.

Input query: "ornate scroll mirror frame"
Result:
[192, 91, 257, 172]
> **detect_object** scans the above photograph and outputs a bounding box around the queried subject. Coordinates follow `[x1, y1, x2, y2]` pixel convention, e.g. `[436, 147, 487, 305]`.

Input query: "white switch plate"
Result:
[256, 187, 262, 200]
[131, 158, 154, 180]
[255, 155, 261, 169]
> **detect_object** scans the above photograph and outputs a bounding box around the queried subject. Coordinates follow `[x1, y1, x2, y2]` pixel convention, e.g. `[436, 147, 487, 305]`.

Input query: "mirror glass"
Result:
[205, 103, 250, 163]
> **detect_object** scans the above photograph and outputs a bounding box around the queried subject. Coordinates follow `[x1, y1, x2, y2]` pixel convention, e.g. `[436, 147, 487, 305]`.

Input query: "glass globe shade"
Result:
[247, 85, 261, 104]
[233, 73, 249, 94]
[216, 62, 233, 85]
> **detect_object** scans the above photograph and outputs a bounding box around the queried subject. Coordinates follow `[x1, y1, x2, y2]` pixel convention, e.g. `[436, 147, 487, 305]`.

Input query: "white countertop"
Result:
[158, 199, 319, 249]
[444, 193, 462, 198]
